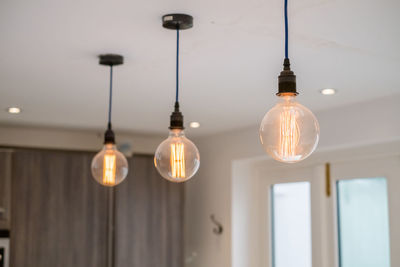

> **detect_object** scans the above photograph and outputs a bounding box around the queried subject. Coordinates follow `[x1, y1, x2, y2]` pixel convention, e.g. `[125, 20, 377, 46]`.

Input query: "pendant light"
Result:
[259, 0, 320, 163]
[154, 14, 200, 183]
[91, 54, 128, 186]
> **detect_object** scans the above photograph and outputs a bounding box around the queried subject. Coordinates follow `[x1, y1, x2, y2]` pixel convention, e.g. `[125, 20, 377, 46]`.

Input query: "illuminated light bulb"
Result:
[259, 93, 319, 163]
[154, 129, 200, 183]
[91, 54, 129, 186]
[156, 14, 200, 182]
[259, 0, 321, 162]
[91, 143, 128, 186]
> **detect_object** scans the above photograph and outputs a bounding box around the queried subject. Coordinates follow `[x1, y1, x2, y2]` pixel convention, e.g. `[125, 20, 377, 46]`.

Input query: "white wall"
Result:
[184, 94, 400, 267]
[0, 124, 164, 155]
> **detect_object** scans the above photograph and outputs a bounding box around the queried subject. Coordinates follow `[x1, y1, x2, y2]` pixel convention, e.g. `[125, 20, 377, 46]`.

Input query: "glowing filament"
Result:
[279, 108, 300, 160]
[103, 153, 116, 185]
[170, 143, 185, 178]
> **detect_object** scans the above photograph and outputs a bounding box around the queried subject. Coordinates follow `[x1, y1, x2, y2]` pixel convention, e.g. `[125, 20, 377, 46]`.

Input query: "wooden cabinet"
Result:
[10, 150, 109, 267]
[0, 150, 12, 230]
[7, 150, 184, 267]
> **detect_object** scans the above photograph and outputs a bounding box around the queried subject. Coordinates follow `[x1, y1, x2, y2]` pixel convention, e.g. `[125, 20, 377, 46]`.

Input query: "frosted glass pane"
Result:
[271, 182, 312, 267]
[337, 178, 391, 267]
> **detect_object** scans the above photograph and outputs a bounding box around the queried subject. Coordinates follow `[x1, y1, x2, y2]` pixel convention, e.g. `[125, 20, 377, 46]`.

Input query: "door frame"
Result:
[257, 163, 329, 267]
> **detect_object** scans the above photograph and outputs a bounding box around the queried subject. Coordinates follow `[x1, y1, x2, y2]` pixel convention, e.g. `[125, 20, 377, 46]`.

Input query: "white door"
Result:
[258, 155, 400, 267]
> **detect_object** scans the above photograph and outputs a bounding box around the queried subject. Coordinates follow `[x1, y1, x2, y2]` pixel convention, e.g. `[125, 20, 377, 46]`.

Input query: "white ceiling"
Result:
[0, 0, 399, 137]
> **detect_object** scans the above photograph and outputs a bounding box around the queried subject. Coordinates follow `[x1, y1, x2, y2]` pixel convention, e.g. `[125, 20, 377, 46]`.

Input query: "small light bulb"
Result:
[7, 107, 21, 114]
[154, 129, 200, 182]
[259, 94, 319, 163]
[190, 122, 200, 128]
[320, 88, 336, 95]
[91, 143, 128, 186]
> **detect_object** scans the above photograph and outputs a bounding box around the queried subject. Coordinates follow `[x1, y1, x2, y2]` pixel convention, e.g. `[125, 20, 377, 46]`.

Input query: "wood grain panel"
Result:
[0, 150, 12, 229]
[10, 150, 109, 267]
[114, 154, 184, 267]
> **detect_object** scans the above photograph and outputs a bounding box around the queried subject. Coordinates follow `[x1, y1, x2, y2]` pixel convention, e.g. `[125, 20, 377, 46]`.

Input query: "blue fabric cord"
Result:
[284, 0, 289, 58]
[108, 65, 113, 127]
[176, 29, 180, 103]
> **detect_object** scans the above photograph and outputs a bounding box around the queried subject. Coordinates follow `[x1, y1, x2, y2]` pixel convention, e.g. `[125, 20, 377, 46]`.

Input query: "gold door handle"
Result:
[325, 163, 331, 197]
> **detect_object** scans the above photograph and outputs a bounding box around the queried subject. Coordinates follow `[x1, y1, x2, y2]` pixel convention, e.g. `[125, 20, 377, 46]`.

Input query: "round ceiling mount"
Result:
[99, 54, 124, 66]
[162, 14, 193, 30]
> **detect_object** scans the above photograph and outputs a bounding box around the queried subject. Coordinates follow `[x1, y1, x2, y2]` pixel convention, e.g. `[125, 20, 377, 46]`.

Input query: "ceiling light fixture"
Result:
[320, 88, 337, 95]
[190, 122, 200, 128]
[259, 0, 320, 163]
[154, 14, 200, 183]
[7, 107, 21, 114]
[91, 54, 129, 186]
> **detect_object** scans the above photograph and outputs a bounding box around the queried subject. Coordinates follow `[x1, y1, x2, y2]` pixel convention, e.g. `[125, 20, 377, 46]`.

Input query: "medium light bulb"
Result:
[91, 144, 128, 186]
[259, 94, 319, 163]
[154, 129, 200, 182]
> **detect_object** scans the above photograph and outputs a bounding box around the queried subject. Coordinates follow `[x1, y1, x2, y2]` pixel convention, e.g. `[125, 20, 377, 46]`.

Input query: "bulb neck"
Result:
[278, 93, 297, 103]
[169, 101, 184, 130]
[104, 143, 116, 150]
[169, 129, 185, 137]
[277, 58, 298, 96]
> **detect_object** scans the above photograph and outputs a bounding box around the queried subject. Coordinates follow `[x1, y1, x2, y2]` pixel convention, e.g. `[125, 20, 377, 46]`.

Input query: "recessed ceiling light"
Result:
[190, 122, 200, 128]
[7, 107, 21, 114]
[320, 88, 337, 95]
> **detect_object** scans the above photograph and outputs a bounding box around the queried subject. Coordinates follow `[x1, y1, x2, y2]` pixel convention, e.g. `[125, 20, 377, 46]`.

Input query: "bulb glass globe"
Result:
[154, 129, 200, 183]
[259, 94, 319, 163]
[91, 144, 128, 186]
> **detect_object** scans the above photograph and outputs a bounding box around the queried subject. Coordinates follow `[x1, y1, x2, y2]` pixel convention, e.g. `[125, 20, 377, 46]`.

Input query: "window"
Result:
[337, 178, 391, 267]
[271, 182, 312, 267]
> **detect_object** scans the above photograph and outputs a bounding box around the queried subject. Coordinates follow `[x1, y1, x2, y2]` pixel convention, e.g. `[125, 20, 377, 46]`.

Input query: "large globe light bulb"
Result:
[154, 129, 200, 183]
[91, 144, 128, 186]
[259, 94, 320, 163]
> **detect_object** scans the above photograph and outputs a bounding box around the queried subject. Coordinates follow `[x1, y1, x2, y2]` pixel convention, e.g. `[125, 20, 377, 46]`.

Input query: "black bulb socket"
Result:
[104, 123, 116, 144]
[169, 102, 184, 130]
[277, 58, 298, 96]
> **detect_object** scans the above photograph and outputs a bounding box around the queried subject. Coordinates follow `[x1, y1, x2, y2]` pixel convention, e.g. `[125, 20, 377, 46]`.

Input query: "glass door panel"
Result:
[337, 177, 391, 267]
[271, 182, 312, 267]
[332, 156, 400, 267]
